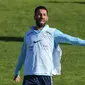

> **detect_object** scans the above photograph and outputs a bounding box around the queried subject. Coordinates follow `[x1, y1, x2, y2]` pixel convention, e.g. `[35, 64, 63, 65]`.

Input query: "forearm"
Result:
[14, 55, 25, 75]
[59, 34, 85, 46]
[14, 37, 26, 75]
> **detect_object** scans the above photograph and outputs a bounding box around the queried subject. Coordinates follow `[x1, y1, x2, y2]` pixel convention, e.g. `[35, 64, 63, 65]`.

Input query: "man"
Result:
[13, 6, 85, 85]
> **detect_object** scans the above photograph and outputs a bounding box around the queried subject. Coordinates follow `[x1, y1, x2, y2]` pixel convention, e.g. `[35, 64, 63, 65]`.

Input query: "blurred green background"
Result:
[0, 0, 85, 85]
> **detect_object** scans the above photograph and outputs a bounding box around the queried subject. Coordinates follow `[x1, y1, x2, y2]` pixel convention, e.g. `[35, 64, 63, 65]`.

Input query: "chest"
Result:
[26, 31, 54, 48]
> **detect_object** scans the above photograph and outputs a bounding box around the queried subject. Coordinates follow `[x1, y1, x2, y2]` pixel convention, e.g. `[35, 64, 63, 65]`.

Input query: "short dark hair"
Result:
[34, 6, 48, 15]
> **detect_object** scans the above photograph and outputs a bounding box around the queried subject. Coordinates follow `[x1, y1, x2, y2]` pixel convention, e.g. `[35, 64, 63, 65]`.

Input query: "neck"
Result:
[35, 26, 43, 30]
[35, 24, 46, 30]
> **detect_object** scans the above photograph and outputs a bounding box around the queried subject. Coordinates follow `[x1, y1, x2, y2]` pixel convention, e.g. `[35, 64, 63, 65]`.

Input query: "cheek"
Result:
[46, 17, 48, 21]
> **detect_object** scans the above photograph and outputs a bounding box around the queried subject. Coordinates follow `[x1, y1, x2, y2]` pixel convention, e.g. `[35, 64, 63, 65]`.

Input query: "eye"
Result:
[43, 13, 47, 16]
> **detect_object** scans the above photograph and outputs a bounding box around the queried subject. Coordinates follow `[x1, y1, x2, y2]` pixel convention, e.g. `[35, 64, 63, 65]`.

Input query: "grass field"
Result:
[0, 0, 85, 85]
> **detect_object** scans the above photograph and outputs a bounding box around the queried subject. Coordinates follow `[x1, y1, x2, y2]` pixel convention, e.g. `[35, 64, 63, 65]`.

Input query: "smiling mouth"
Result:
[36, 19, 46, 27]
[39, 18, 45, 21]
[40, 20, 45, 23]
[40, 21, 44, 23]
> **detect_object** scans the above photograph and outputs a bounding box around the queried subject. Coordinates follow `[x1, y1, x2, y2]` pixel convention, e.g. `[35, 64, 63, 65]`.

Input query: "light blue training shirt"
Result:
[14, 25, 85, 76]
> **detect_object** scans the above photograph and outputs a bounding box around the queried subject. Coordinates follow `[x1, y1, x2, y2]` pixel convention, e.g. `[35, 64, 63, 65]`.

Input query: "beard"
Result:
[36, 20, 47, 28]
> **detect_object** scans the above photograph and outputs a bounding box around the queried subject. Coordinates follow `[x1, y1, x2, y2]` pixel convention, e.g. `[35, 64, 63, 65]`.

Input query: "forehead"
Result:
[36, 9, 47, 14]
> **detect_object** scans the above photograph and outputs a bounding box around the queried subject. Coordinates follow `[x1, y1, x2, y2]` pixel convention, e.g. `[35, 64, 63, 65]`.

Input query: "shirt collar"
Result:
[31, 24, 49, 33]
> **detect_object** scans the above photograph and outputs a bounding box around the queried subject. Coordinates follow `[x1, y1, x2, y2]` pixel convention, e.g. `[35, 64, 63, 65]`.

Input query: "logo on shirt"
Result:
[33, 40, 42, 43]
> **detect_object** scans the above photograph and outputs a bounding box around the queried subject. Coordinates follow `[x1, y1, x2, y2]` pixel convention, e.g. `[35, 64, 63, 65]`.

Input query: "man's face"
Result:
[34, 9, 48, 27]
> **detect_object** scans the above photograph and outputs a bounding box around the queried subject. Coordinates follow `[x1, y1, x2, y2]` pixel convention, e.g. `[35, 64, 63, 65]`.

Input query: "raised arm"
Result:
[54, 29, 85, 46]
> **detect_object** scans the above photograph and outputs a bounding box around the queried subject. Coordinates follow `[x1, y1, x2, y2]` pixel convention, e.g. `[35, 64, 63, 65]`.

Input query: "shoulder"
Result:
[25, 26, 35, 36]
[45, 26, 56, 34]
[26, 30, 33, 36]
[46, 27, 63, 35]
[47, 26, 64, 37]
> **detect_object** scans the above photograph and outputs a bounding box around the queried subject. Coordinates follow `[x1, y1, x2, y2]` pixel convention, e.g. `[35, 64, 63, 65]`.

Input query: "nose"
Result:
[40, 14, 44, 19]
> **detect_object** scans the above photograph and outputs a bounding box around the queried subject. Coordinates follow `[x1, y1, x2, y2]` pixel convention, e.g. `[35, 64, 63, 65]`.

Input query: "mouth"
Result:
[39, 19, 45, 23]
[36, 20, 46, 27]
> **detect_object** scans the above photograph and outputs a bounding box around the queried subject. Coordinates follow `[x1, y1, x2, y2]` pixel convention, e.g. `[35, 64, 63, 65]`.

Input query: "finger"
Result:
[15, 78, 20, 82]
[15, 76, 20, 82]
[13, 75, 20, 80]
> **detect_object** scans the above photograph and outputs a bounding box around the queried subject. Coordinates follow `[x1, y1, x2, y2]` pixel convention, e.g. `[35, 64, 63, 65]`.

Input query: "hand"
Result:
[13, 75, 20, 82]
